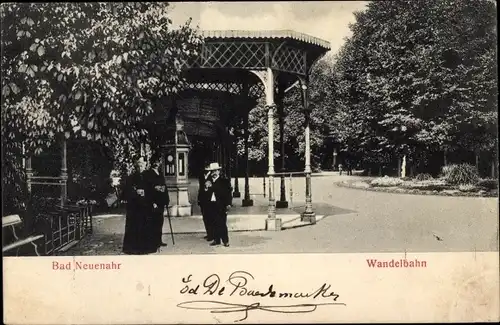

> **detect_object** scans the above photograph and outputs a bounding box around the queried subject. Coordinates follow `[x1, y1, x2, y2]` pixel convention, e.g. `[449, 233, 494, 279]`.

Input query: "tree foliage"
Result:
[1, 3, 202, 211]
[245, 0, 497, 175]
[244, 59, 336, 172]
[329, 0, 497, 171]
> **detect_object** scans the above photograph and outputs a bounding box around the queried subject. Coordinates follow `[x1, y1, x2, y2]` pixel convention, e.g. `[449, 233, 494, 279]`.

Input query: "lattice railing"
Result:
[183, 82, 264, 99]
[248, 83, 264, 98]
[184, 82, 243, 95]
[182, 39, 313, 77]
[198, 42, 267, 69]
[272, 45, 306, 75]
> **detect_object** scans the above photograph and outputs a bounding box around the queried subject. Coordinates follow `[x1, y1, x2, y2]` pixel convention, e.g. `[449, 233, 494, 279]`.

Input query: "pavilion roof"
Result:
[200, 30, 331, 50]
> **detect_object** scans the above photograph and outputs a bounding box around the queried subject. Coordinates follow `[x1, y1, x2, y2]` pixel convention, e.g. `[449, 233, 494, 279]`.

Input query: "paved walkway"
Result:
[62, 175, 499, 255]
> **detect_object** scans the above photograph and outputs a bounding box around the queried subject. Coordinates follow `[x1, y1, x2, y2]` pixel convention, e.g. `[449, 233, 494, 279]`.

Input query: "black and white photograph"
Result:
[2, 1, 499, 323]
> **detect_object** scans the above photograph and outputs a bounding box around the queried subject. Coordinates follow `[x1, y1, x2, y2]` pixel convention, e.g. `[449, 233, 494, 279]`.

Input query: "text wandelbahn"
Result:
[366, 258, 427, 268]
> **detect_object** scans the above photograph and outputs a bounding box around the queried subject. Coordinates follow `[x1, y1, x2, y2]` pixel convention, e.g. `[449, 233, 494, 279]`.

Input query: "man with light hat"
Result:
[201, 162, 232, 247]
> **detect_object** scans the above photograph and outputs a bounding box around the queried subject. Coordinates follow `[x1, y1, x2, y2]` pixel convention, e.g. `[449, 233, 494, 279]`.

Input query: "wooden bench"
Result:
[2, 214, 44, 256]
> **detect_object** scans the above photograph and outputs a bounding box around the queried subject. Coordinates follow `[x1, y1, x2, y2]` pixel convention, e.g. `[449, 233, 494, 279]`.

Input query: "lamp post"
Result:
[300, 80, 316, 223]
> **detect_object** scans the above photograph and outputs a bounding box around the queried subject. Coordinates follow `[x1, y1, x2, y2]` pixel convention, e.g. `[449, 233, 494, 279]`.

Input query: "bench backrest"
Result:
[2, 214, 22, 228]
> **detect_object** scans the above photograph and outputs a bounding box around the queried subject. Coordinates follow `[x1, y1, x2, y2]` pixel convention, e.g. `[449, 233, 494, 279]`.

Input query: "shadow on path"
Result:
[63, 200, 356, 256]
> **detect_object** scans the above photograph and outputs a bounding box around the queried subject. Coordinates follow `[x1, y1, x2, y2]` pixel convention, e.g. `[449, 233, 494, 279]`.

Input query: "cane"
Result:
[166, 206, 175, 245]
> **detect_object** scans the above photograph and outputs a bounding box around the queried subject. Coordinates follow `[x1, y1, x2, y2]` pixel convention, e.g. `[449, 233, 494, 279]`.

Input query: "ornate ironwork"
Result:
[183, 82, 264, 99]
[272, 44, 306, 75]
[184, 82, 242, 95]
[183, 30, 330, 79]
[192, 41, 267, 69]
[248, 83, 264, 98]
[187, 41, 307, 75]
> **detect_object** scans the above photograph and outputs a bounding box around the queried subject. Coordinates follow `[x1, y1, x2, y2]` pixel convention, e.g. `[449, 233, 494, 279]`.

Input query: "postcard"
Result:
[2, 1, 499, 324]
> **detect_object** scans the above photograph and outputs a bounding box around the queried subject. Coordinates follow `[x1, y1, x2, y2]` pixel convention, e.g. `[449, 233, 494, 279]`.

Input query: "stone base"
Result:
[242, 199, 254, 207]
[233, 191, 241, 198]
[166, 205, 192, 217]
[301, 211, 316, 224]
[166, 186, 192, 217]
[276, 200, 289, 209]
[265, 218, 282, 231]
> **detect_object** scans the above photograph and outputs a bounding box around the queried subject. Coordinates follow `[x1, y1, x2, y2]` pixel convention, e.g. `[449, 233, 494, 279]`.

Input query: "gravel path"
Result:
[62, 175, 499, 255]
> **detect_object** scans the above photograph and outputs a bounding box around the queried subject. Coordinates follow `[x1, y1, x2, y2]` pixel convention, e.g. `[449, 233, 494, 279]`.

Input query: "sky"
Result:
[168, 1, 369, 57]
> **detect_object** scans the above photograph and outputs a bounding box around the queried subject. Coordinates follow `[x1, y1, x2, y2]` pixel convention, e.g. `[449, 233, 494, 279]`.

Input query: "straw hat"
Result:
[205, 162, 222, 171]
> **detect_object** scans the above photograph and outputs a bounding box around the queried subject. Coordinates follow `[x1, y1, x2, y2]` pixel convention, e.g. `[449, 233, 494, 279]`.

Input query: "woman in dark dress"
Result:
[122, 155, 149, 255]
[144, 153, 169, 252]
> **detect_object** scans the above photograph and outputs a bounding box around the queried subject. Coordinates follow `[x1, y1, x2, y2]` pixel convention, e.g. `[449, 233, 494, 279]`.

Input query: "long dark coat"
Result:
[198, 172, 213, 239]
[203, 175, 232, 244]
[122, 171, 149, 254]
[144, 169, 169, 249]
[205, 176, 232, 210]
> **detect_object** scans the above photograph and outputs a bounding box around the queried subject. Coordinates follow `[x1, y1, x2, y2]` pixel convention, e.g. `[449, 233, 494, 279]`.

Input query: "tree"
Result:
[247, 97, 279, 165]
[330, 0, 497, 175]
[1, 3, 202, 212]
[244, 57, 338, 173]
[328, 38, 390, 170]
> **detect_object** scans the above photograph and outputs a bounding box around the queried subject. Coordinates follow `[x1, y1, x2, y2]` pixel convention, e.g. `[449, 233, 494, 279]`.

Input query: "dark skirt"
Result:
[148, 209, 165, 249]
[122, 209, 154, 254]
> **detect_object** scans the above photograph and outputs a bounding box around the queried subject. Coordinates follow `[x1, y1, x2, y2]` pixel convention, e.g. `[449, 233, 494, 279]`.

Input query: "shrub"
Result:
[441, 164, 480, 185]
[415, 173, 433, 181]
[67, 140, 114, 209]
[458, 184, 479, 192]
[441, 165, 452, 177]
[401, 179, 449, 191]
[478, 178, 498, 190]
[30, 196, 61, 213]
[370, 176, 403, 187]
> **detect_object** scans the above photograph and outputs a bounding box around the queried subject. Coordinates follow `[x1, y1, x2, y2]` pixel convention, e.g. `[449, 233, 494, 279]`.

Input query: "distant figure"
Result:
[198, 165, 214, 242]
[145, 153, 169, 251]
[338, 163, 343, 176]
[345, 160, 353, 176]
[203, 162, 232, 247]
[121, 155, 149, 255]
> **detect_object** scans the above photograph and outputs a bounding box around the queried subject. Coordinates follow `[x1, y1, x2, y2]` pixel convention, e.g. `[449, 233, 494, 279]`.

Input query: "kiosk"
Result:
[161, 117, 192, 217]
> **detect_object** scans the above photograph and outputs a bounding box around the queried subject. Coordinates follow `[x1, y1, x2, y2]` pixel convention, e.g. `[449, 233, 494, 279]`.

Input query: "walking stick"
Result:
[166, 206, 175, 245]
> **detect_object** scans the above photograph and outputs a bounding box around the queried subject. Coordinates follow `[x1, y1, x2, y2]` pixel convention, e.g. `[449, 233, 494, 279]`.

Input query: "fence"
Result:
[252, 171, 307, 208]
[36, 203, 93, 255]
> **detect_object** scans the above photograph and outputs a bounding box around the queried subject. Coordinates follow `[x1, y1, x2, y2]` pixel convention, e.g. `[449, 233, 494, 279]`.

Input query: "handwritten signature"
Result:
[177, 271, 346, 321]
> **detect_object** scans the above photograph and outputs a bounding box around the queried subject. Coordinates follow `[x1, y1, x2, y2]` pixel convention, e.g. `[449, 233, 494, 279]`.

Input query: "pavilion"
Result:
[26, 29, 331, 233]
[154, 30, 331, 230]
